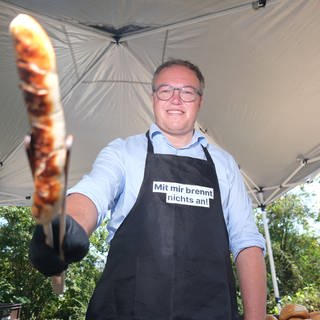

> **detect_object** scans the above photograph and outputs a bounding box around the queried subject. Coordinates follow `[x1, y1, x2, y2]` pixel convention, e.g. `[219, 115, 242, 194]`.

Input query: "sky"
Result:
[289, 173, 320, 234]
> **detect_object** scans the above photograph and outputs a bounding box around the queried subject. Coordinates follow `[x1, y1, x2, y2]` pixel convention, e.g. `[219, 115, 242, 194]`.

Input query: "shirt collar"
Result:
[149, 123, 209, 149]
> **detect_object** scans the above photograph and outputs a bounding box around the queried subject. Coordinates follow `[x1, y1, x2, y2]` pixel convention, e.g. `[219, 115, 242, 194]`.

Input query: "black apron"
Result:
[86, 133, 239, 320]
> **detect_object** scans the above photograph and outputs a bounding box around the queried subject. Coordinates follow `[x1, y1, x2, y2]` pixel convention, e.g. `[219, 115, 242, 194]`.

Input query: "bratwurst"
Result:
[9, 14, 67, 225]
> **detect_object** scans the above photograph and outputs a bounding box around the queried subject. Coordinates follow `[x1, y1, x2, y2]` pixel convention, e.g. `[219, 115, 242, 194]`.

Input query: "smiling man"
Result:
[29, 59, 267, 320]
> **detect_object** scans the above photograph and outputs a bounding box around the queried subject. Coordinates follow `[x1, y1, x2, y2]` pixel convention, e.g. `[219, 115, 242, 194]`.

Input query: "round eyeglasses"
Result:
[153, 84, 202, 102]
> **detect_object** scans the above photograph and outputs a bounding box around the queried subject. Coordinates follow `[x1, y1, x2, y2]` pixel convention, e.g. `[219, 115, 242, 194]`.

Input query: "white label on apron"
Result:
[153, 181, 214, 208]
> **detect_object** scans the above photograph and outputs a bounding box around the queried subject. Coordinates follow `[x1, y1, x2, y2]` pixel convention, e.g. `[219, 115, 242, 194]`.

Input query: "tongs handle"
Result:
[43, 222, 65, 294]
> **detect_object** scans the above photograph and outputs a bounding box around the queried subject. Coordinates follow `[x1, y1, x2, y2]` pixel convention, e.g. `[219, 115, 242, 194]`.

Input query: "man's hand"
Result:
[29, 215, 90, 276]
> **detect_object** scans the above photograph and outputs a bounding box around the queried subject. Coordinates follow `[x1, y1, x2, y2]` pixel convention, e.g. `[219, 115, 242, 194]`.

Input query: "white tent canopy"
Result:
[1, 0, 320, 306]
[1, 0, 319, 208]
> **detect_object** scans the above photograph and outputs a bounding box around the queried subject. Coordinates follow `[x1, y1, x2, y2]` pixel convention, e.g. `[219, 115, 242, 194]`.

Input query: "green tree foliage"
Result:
[0, 206, 108, 319]
[256, 178, 320, 313]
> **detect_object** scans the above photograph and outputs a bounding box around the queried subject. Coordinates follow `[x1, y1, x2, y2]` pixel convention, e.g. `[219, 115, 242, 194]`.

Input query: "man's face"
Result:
[152, 65, 202, 144]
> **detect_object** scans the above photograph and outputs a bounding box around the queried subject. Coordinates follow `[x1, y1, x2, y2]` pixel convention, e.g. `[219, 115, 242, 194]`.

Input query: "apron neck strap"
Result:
[146, 131, 154, 154]
[201, 145, 214, 166]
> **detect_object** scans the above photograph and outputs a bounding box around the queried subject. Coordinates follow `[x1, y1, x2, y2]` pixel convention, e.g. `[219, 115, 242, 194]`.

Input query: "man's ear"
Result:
[198, 95, 203, 109]
[151, 91, 156, 103]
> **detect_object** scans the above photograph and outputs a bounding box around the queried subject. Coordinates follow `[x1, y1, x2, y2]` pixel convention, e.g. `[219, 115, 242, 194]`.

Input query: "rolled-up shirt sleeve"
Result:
[212, 147, 266, 260]
[67, 138, 125, 227]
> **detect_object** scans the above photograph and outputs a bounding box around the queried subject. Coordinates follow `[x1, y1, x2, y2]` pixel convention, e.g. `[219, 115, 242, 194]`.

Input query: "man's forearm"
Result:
[66, 193, 98, 236]
[236, 246, 267, 320]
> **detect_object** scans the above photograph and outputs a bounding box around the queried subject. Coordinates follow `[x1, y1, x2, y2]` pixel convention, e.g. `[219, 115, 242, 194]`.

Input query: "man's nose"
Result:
[171, 88, 182, 103]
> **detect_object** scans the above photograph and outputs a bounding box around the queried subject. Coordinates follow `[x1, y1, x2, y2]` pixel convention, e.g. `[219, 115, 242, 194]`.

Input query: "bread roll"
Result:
[279, 304, 309, 320]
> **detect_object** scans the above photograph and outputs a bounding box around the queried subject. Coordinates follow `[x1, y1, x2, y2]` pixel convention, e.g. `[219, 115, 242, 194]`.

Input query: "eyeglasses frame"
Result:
[152, 84, 202, 102]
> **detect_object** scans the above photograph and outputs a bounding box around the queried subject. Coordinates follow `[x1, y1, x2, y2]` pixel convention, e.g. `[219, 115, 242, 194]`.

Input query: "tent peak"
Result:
[252, 0, 267, 10]
[85, 23, 152, 43]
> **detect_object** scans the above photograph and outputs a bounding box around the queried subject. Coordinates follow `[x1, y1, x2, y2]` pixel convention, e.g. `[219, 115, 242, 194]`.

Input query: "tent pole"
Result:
[260, 205, 282, 313]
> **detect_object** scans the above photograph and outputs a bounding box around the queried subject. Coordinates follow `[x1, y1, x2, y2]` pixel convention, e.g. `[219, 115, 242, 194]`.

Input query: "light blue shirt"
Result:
[68, 123, 265, 259]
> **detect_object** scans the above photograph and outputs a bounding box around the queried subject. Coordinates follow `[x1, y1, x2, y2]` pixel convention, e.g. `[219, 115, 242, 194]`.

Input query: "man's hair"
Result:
[151, 59, 205, 94]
